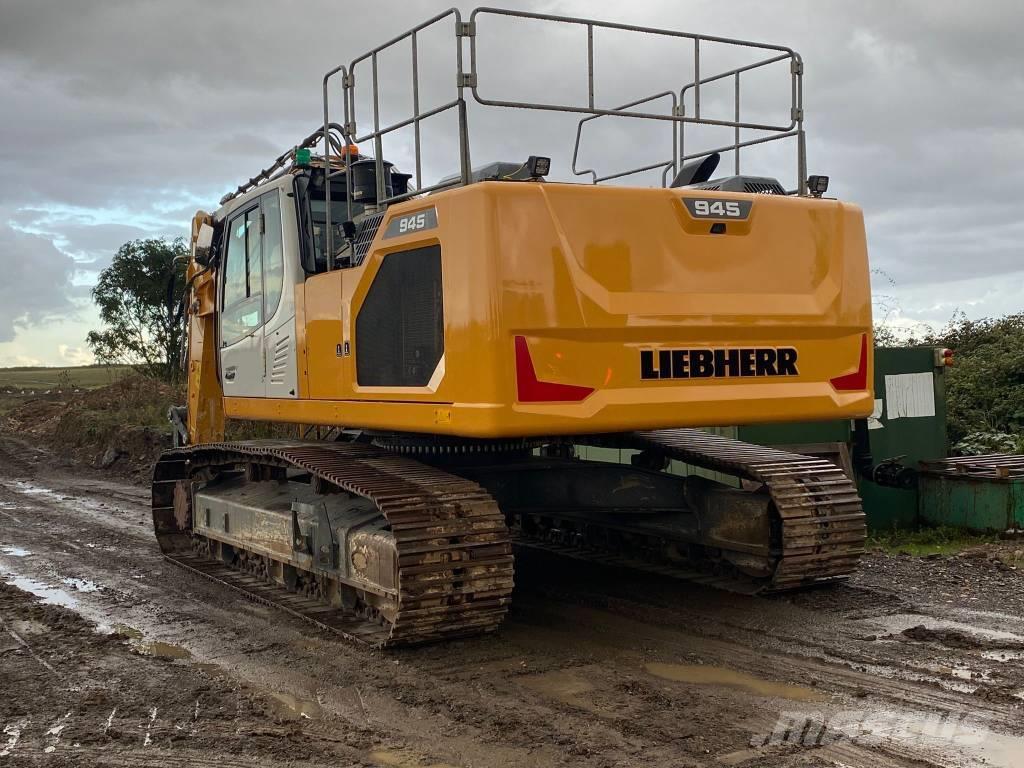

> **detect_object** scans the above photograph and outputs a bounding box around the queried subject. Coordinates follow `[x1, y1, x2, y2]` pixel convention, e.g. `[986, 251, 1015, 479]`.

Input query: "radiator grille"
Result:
[356, 245, 443, 387]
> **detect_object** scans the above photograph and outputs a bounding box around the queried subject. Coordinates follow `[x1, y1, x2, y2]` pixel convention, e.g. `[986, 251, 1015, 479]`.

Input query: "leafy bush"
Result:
[953, 431, 1024, 456]
[930, 314, 1024, 444]
[885, 312, 1024, 448]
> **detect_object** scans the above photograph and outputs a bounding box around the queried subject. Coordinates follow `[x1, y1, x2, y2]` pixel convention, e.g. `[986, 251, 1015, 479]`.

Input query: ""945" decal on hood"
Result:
[683, 198, 752, 220]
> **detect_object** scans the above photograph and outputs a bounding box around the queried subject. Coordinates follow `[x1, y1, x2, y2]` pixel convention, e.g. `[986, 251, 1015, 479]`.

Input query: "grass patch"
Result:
[868, 526, 1000, 557]
[0, 364, 131, 390]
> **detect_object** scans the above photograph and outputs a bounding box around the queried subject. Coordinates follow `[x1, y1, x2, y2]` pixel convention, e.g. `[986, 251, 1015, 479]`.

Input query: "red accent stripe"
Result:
[829, 333, 869, 391]
[514, 336, 594, 403]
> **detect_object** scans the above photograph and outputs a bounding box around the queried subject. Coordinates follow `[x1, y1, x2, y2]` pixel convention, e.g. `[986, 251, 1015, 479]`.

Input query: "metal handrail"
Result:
[322, 65, 352, 266]
[346, 8, 470, 203]
[678, 50, 804, 189]
[469, 8, 803, 191]
[317, 6, 811, 266]
[571, 91, 679, 185]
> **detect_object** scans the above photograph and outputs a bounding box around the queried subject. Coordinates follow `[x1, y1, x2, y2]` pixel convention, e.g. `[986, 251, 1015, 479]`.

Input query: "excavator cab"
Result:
[156, 8, 873, 647]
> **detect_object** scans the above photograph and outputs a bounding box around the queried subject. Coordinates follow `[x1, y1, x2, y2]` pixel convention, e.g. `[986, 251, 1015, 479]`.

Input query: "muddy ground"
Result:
[1, 433, 1023, 767]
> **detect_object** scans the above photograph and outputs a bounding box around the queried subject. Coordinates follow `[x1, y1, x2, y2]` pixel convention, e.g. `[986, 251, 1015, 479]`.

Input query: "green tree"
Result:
[87, 238, 187, 382]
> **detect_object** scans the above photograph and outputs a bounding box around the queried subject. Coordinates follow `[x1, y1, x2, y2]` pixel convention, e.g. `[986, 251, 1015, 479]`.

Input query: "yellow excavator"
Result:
[153, 9, 873, 646]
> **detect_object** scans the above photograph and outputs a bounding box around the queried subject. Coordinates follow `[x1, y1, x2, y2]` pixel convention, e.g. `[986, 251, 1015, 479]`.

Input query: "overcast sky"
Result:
[1, 0, 1022, 366]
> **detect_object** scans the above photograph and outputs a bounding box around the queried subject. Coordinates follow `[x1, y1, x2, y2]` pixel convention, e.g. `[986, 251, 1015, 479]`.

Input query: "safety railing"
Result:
[677, 50, 805, 189]
[318, 6, 809, 263]
[345, 7, 473, 200]
[571, 90, 680, 186]
[322, 9, 475, 259]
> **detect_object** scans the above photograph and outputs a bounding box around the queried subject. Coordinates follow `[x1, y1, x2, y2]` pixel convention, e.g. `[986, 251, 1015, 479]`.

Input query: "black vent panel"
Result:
[743, 180, 785, 195]
[689, 175, 785, 195]
[353, 211, 386, 265]
[356, 245, 444, 387]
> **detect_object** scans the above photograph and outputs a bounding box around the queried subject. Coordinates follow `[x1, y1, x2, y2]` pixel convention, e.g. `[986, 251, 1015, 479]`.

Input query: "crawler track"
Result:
[511, 429, 866, 594]
[633, 429, 867, 589]
[152, 440, 514, 647]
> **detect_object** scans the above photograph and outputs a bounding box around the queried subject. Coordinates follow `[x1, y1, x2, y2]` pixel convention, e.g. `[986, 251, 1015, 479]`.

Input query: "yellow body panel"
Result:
[214, 181, 873, 438]
[187, 212, 225, 444]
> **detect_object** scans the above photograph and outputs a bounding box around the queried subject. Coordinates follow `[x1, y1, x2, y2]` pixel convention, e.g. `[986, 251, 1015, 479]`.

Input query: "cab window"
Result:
[222, 205, 262, 345]
[307, 180, 363, 271]
[261, 190, 284, 322]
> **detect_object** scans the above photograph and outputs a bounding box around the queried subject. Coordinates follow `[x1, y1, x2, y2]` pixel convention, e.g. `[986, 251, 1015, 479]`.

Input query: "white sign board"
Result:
[884, 372, 936, 420]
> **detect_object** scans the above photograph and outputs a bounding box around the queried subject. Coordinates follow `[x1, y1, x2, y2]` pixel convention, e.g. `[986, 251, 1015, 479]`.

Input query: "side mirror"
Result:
[193, 222, 215, 266]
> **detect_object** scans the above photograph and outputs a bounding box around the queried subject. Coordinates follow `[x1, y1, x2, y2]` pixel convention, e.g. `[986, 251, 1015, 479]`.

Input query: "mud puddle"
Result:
[109, 623, 196, 661]
[61, 577, 99, 592]
[266, 692, 324, 720]
[1, 573, 82, 609]
[130, 640, 192, 660]
[7, 480, 67, 500]
[0, 559, 123, 633]
[946, 664, 991, 682]
[0, 479, 148, 537]
[518, 669, 601, 713]
[644, 662, 826, 702]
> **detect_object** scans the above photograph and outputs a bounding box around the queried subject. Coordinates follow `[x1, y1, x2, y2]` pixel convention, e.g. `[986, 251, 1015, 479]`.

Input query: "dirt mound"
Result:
[2, 394, 68, 439]
[2, 375, 180, 481]
[902, 624, 985, 650]
[901, 623, 1024, 651]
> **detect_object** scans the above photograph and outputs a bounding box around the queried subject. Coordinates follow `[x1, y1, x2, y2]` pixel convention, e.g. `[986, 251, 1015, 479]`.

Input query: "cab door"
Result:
[261, 189, 299, 398]
[220, 203, 265, 397]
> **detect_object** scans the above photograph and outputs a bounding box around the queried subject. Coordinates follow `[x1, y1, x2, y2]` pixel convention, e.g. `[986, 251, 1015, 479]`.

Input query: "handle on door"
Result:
[224, 367, 236, 382]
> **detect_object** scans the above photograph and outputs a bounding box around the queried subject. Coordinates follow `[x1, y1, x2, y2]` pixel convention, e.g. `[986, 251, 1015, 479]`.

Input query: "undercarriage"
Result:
[151, 429, 865, 647]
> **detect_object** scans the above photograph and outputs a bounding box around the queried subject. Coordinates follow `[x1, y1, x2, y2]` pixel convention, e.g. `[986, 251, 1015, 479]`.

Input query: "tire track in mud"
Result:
[0, 581, 375, 768]
[2, 436, 1024, 767]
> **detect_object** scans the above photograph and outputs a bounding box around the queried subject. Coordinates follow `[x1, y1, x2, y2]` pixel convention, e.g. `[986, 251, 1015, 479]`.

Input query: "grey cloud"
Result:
[0, 0, 1022, 355]
[0, 221, 77, 342]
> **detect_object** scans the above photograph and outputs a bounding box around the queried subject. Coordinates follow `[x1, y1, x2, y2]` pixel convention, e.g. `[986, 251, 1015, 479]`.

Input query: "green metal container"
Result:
[918, 474, 1024, 531]
[918, 454, 1024, 532]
